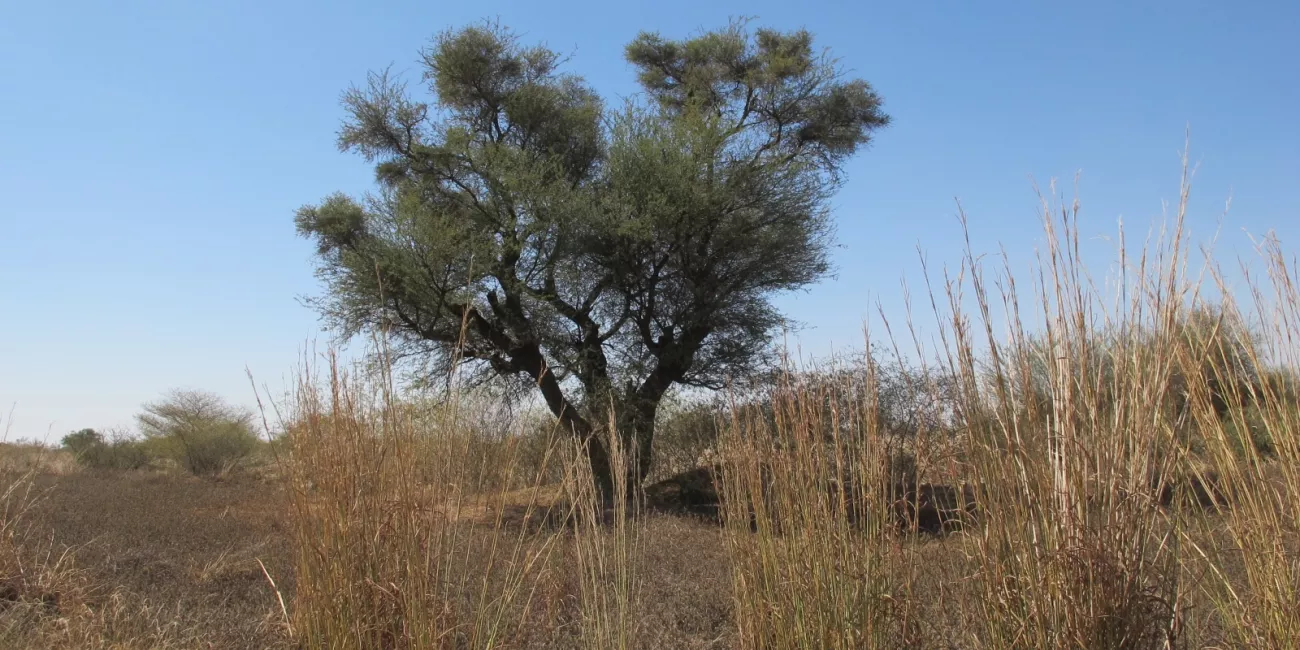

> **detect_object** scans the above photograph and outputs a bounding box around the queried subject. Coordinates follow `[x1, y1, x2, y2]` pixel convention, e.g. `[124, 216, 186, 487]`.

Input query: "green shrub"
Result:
[61, 429, 153, 471]
[137, 390, 259, 476]
[60, 429, 103, 458]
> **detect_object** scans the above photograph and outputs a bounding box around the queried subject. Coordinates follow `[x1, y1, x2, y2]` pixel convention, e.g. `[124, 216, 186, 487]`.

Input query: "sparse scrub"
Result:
[0, 417, 86, 648]
[0, 441, 77, 475]
[647, 395, 723, 483]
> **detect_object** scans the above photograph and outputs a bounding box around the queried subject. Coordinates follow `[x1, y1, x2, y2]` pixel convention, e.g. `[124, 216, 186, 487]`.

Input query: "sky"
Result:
[1, 0, 1297, 442]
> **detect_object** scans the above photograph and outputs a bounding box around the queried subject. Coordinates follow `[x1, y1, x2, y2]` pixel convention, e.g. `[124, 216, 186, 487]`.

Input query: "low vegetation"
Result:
[56, 390, 270, 476]
[60, 429, 152, 472]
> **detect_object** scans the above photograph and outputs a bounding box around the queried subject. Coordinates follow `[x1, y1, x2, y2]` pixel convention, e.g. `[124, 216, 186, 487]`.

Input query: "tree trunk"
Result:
[579, 394, 660, 503]
[525, 340, 684, 500]
[511, 342, 622, 498]
[621, 398, 659, 485]
[583, 427, 618, 501]
[550, 406, 616, 501]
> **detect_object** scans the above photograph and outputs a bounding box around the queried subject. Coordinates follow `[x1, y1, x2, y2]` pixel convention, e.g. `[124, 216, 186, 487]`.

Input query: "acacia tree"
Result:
[138, 389, 258, 476]
[296, 20, 888, 493]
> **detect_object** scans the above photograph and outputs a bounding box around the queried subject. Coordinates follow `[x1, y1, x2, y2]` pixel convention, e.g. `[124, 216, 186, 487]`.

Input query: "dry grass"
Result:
[0, 443, 78, 475]
[718, 370, 921, 649]
[5, 467, 739, 649]
[0, 468, 291, 648]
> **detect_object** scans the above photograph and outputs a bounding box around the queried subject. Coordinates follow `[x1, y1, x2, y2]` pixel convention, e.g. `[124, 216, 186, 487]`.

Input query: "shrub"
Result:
[137, 390, 259, 476]
[60, 429, 152, 471]
[0, 440, 76, 474]
[60, 429, 103, 459]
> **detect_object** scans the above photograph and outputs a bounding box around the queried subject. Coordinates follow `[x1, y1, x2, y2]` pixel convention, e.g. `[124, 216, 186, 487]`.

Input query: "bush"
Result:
[137, 390, 259, 476]
[60, 429, 153, 471]
[60, 429, 102, 459]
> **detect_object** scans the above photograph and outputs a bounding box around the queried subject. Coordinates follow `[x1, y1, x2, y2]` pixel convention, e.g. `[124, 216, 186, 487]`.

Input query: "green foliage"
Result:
[137, 390, 259, 476]
[61, 428, 152, 471]
[296, 19, 889, 487]
[60, 429, 104, 458]
[1221, 406, 1276, 457]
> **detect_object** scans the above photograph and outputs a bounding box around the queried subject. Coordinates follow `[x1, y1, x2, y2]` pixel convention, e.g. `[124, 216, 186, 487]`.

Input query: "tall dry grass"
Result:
[565, 424, 644, 650]
[719, 363, 921, 649]
[1186, 236, 1300, 648]
[933, 189, 1192, 649]
[272, 340, 651, 649]
[716, 159, 1298, 649]
[928, 167, 1300, 649]
[0, 414, 86, 647]
[272, 345, 570, 649]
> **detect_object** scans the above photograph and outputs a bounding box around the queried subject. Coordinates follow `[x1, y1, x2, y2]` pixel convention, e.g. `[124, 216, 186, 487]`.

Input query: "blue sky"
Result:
[1, 0, 1296, 441]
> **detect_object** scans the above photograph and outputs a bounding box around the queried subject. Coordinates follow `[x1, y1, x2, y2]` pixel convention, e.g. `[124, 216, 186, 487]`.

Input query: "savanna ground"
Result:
[1, 464, 740, 649]
[3, 186, 1299, 650]
[2, 445, 1293, 649]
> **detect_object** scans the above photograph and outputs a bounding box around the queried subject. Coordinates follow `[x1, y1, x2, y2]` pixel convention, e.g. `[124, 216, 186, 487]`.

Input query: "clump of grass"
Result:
[922, 160, 1300, 648]
[713, 154, 1299, 649]
[718, 354, 921, 649]
[1185, 235, 1300, 648]
[0, 415, 84, 647]
[565, 422, 644, 650]
[272, 343, 567, 649]
[0, 441, 79, 475]
[933, 192, 1190, 649]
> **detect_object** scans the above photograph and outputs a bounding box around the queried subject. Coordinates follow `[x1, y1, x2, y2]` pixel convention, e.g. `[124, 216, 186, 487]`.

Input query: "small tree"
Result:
[137, 389, 258, 476]
[60, 428, 104, 459]
[296, 20, 889, 494]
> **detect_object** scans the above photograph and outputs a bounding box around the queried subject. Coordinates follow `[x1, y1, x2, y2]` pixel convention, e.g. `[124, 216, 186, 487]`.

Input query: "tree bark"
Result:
[509, 342, 619, 498]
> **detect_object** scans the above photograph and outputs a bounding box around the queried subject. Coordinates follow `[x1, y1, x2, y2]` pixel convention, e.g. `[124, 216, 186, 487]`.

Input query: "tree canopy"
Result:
[295, 20, 889, 491]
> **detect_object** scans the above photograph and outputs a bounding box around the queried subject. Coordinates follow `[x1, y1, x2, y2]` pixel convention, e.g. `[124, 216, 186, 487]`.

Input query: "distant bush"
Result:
[60, 429, 102, 459]
[137, 390, 259, 476]
[60, 428, 152, 471]
[978, 306, 1290, 460]
[500, 410, 567, 489]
